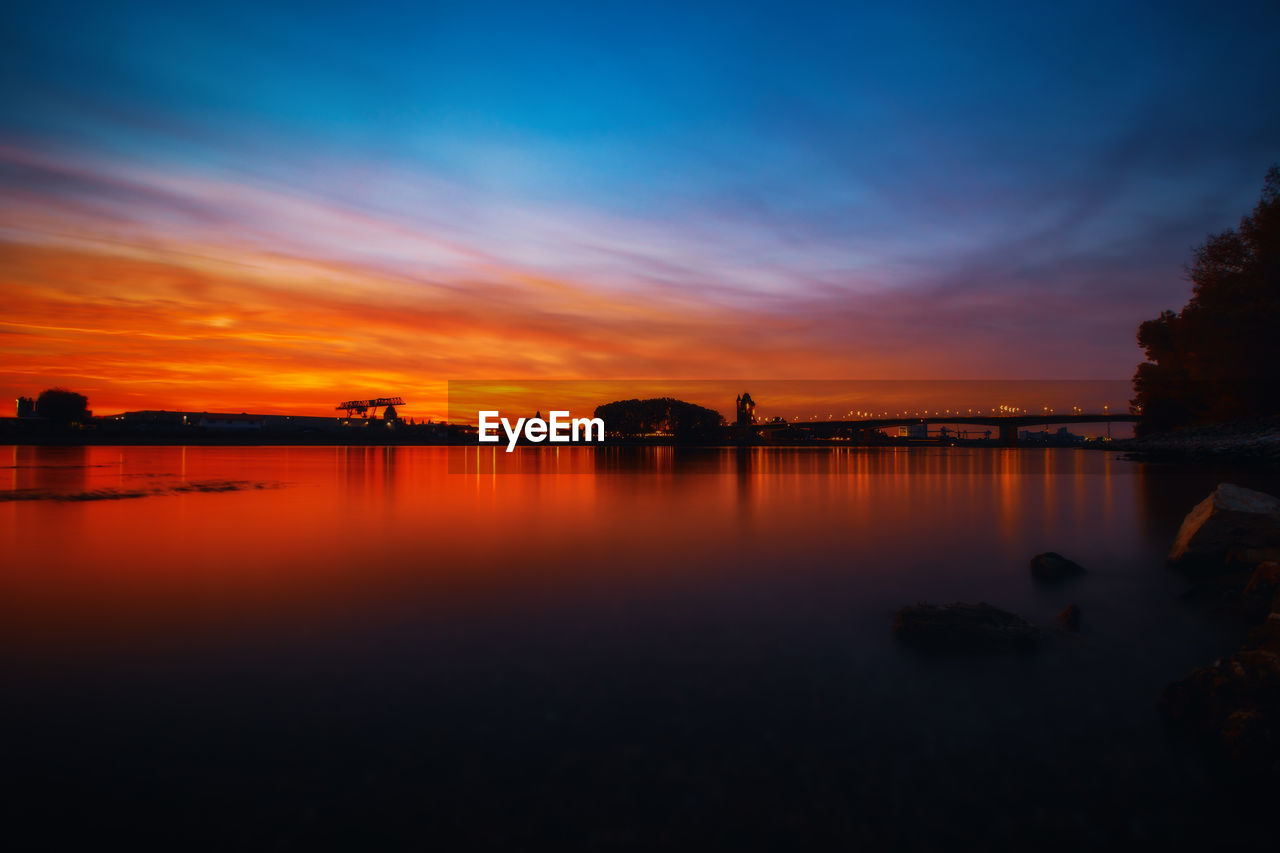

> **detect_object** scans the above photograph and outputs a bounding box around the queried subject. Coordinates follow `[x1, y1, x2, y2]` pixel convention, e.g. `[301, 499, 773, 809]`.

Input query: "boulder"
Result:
[1179, 564, 1279, 622]
[1168, 484, 1280, 573]
[1242, 561, 1280, 602]
[1030, 552, 1086, 582]
[1056, 603, 1081, 631]
[1162, 646, 1280, 778]
[1247, 598, 1280, 651]
[892, 602, 1043, 651]
[1162, 586, 1280, 778]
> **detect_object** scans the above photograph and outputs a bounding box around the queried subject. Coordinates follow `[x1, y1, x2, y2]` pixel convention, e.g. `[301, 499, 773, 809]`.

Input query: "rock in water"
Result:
[1056, 604, 1081, 631]
[892, 602, 1043, 651]
[1030, 552, 1086, 582]
[1168, 484, 1280, 573]
[1162, 640, 1280, 778]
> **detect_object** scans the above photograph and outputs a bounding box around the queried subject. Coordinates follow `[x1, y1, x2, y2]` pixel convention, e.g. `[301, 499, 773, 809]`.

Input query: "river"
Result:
[1, 445, 1275, 847]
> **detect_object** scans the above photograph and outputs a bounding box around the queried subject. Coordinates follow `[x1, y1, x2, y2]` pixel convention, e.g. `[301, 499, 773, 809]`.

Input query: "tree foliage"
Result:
[1131, 167, 1280, 434]
[593, 397, 724, 440]
[34, 388, 90, 422]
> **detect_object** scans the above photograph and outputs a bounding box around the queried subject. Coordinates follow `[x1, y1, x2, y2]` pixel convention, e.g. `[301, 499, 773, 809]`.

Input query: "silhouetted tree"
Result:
[593, 398, 724, 440]
[34, 388, 90, 423]
[1131, 167, 1280, 434]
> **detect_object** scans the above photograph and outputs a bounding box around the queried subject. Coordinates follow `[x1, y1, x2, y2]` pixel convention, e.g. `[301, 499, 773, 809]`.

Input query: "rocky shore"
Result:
[895, 482, 1280, 781]
[1115, 416, 1280, 464]
[1159, 484, 1280, 778]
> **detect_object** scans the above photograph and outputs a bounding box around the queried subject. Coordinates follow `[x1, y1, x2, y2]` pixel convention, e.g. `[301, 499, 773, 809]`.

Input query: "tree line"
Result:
[592, 397, 724, 440]
[1131, 167, 1280, 435]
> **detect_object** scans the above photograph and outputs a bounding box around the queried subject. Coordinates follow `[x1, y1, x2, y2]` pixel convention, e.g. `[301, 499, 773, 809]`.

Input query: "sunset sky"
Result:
[3, 1, 1279, 420]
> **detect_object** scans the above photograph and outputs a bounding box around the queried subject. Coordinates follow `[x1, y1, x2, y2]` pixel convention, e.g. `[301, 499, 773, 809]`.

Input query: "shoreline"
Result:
[1114, 417, 1280, 465]
[6, 417, 1277, 463]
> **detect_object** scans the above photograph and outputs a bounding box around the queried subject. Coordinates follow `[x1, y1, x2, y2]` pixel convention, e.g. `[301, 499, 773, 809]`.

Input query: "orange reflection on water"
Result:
[1, 444, 1146, 656]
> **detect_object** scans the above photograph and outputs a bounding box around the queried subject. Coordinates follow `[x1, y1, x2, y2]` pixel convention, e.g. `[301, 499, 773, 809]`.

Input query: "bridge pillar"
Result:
[999, 423, 1019, 447]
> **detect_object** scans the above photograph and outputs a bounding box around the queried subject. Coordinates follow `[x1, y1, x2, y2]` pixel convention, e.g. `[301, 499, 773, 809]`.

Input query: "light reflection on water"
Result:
[0, 445, 1232, 643]
[1, 445, 1276, 846]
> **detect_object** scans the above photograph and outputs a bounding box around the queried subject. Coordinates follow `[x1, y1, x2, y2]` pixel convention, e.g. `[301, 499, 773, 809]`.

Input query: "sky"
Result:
[1, 0, 1278, 419]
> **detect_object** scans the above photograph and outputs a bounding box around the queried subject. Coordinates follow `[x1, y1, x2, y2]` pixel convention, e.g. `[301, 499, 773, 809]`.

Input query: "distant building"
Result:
[113, 410, 188, 425]
[1019, 426, 1085, 445]
[198, 413, 265, 430]
[735, 393, 756, 426]
[15, 396, 34, 418]
[898, 424, 928, 439]
[263, 415, 344, 433]
[108, 410, 344, 433]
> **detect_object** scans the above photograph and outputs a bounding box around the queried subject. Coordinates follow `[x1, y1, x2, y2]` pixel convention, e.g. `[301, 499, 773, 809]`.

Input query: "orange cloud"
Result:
[0, 237, 857, 419]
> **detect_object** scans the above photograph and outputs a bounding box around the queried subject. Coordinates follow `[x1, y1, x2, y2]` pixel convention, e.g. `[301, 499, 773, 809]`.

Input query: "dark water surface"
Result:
[2, 445, 1276, 849]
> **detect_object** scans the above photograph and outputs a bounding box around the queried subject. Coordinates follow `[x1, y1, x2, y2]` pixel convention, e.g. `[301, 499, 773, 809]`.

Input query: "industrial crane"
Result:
[336, 397, 404, 419]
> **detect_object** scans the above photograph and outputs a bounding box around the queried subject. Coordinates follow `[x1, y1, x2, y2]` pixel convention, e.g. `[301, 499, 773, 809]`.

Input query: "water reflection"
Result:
[3, 444, 1278, 846]
[7, 444, 90, 492]
[5, 443, 1262, 652]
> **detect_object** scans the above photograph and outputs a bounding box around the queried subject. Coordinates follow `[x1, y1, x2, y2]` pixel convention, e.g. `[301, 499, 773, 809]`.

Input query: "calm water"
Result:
[1, 445, 1276, 848]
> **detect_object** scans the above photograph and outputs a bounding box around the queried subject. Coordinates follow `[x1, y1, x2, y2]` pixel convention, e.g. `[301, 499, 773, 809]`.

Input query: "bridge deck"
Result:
[769, 413, 1136, 430]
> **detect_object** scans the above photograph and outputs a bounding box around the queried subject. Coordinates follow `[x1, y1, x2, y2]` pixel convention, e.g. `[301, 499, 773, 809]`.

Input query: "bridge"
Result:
[753, 413, 1138, 446]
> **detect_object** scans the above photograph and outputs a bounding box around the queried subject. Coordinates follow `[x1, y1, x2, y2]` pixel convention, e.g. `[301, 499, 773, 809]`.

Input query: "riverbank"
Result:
[0, 425, 1108, 450]
[1115, 417, 1280, 465]
[1158, 484, 1280, 780]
